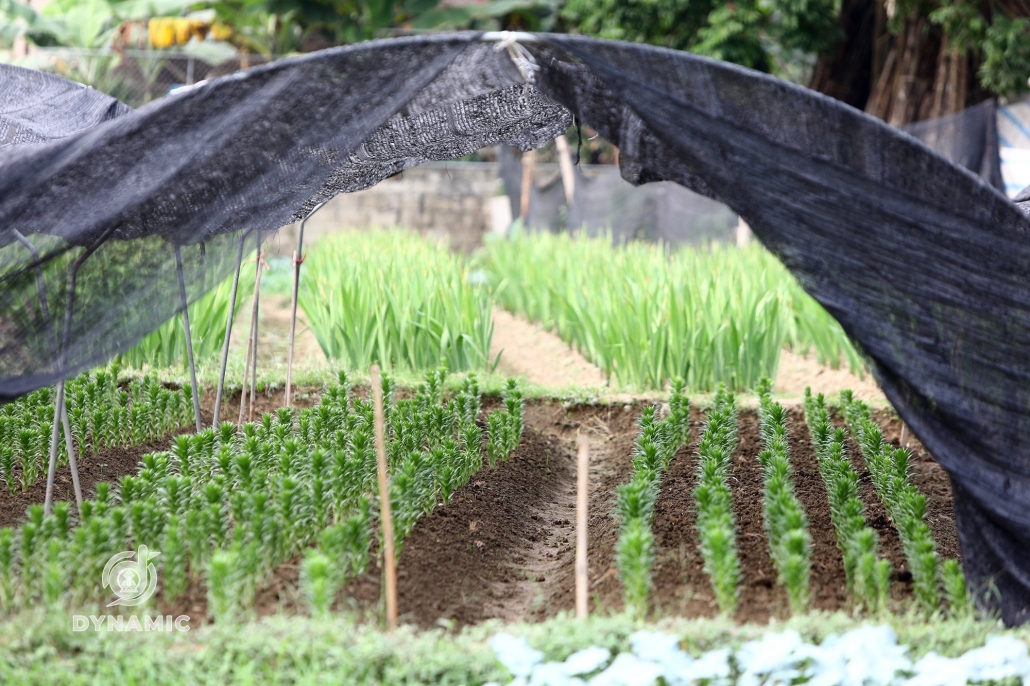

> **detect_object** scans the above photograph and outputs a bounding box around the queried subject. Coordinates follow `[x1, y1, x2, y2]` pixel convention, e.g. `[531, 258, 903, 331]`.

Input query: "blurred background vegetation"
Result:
[1, 0, 1028, 122]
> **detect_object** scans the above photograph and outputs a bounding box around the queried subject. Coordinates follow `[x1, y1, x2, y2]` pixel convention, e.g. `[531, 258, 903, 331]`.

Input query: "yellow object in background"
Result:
[210, 22, 233, 41]
[147, 17, 213, 49]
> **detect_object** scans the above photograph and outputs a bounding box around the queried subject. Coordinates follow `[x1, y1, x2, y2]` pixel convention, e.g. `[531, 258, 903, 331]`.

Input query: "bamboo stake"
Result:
[371, 364, 398, 630]
[576, 433, 590, 619]
[900, 423, 910, 449]
[519, 149, 535, 221]
[555, 136, 576, 206]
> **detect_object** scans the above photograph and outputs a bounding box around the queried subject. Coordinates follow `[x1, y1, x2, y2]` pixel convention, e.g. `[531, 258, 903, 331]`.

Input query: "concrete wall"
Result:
[272, 162, 505, 255]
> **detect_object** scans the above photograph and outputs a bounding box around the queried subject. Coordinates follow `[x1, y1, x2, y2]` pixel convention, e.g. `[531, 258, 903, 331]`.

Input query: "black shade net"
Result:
[2, 32, 1030, 625]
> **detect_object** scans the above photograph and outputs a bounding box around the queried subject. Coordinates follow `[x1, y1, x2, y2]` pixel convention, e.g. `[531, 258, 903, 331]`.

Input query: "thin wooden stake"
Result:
[519, 149, 535, 221]
[555, 135, 576, 206]
[371, 364, 398, 630]
[576, 433, 590, 619]
[900, 422, 910, 448]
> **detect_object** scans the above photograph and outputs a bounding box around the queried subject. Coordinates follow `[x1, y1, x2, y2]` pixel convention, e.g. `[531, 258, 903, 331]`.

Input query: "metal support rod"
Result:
[213, 231, 249, 427]
[61, 389, 82, 511]
[238, 231, 263, 426]
[248, 240, 264, 423]
[43, 379, 64, 515]
[14, 229, 83, 517]
[44, 226, 114, 515]
[175, 245, 203, 432]
[285, 201, 327, 409]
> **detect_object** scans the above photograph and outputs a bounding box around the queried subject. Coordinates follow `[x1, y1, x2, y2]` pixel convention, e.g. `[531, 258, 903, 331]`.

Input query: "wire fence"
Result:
[25, 48, 283, 109]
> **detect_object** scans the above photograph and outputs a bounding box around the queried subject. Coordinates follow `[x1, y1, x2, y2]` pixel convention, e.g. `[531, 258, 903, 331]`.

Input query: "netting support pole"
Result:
[175, 245, 203, 432]
[213, 230, 249, 428]
[14, 229, 82, 516]
[239, 231, 263, 426]
[44, 227, 114, 515]
[43, 379, 64, 516]
[285, 201, 327, 410]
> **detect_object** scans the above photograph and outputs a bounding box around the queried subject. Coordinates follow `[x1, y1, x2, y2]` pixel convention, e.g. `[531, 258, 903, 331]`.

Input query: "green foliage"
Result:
[841, 392, 945, 616]
[118, 263, 254, 370]
[979, 16, 1030, 98]
[694, 384, 741, 615]
[301, 231, 495, 374]
[560, 0, 839, 76]
[482, 234, 861, 391]
[300, 549, 336, 618]
[755, 377, 811, 614]
[614, 394, 690, 616]
[803, 387, 888, 612]
[0, 368, 194, 493]
[0, 366, 528, 620]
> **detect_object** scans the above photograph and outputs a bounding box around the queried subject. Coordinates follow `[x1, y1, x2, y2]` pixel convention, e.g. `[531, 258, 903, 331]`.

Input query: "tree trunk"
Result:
[812, 4, 984, 126]
[809, 0, 875, 109]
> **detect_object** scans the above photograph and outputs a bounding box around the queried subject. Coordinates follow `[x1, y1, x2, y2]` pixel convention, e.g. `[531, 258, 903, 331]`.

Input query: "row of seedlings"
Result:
[0, 368, 196, 494]
[802, 388, 890, 611]
[840, 391, 967, 615]
[755, 378, 813, 614]
[693, 383, 743, 615]
[0, 369, 524, 621]
[615, 380, 691, 616]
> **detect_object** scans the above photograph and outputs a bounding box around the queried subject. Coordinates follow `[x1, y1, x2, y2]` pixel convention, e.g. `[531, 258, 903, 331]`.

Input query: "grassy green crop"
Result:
[118, 265, 255, 369]
[0, 368, 521, 621]
[803, 388, 890, 611]
[841, 391, 951, 615]
[300, 231, 495, 374]
[614, 385, 690, 616]
[0, 367, 194, 494]
[694, 383, 742, 616]
[480, 232, 863, 391]
[756, 377, 812, 614]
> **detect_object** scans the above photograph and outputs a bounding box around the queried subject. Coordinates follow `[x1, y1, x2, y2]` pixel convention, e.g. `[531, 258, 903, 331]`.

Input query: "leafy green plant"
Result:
[841, 391, 946, 615]
[301, 231, 495, 373]
[482, 234, 861, 391]
[613, 392, 691, 617]
[300, 549, 337, 618]
[803, 388, 889, 611]
[694, 383, 741, 615]
[755, 377, 812, 614]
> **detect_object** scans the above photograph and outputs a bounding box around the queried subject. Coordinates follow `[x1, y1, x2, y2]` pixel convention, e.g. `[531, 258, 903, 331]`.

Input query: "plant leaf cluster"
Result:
[615, 381, 691, 617]
[802, 387, 889, 612]
[482, 234, 862, 392]
[0, 367, 524, 621]
[0, 366, 195, 495]
[841, 390, 953, 616]
[755, 377, 812, 614]
[694, 382, 742, 616]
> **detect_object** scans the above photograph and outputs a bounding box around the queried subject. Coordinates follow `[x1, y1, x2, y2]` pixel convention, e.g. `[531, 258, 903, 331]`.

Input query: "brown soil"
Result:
[0, 436, 186, 529]
[4, 396, 961, 627]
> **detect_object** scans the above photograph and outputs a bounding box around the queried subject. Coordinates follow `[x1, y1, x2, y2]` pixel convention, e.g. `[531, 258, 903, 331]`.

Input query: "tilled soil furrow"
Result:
[731, 412, 786, 622]
[385, 426, 575, 627]
[785, 408, 849, 610]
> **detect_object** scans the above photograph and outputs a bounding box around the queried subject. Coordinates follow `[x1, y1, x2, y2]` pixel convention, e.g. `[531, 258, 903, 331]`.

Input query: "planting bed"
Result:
[0, 389, 958, 627]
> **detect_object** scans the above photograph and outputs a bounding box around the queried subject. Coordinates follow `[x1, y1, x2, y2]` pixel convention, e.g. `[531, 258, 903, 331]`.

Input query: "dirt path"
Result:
[489, 308, 608, 390]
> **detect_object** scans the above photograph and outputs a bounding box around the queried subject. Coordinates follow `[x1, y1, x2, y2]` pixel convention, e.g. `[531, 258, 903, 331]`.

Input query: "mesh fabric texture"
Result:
[2, 32, 1029, 623]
